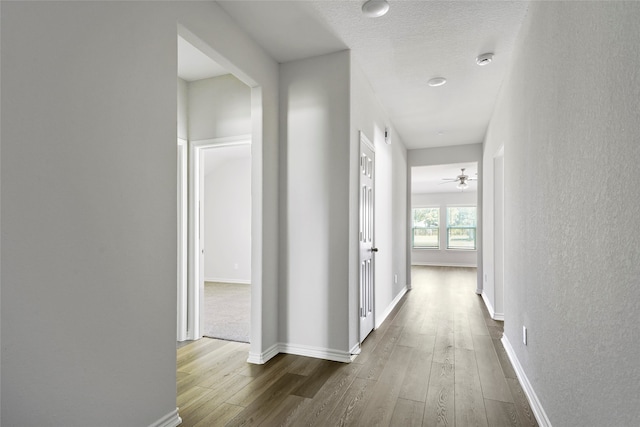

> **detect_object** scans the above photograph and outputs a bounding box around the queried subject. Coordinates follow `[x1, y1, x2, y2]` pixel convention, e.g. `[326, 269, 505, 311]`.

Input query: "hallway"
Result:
[177, 266, 537, 426]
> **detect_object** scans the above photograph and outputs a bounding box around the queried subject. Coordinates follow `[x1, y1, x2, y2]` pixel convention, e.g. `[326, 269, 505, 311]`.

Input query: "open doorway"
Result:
[410, 162, 479, 268]
[200, 142, 251, 342]
[177, 35, 253, 344]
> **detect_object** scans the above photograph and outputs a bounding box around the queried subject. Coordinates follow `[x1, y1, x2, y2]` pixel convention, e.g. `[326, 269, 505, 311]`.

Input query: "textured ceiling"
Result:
[218, 0, 529, 149]
[412, 162, 478, 194]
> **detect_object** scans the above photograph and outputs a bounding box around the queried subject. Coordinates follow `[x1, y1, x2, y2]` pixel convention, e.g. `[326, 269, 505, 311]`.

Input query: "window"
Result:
[447, 206, 477, 250]
[412, 207, 439, 249]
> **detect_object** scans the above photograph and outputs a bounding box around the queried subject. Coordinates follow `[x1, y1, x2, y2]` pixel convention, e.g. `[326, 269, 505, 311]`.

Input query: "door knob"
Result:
[371, 247, 379, 252]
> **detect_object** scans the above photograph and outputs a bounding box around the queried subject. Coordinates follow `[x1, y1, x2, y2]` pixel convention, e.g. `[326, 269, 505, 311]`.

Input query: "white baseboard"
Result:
[411, 262, 477, 268]
[204, 277, 251, 285]
[247, 343, 279, 365]
[247, 341, 356, 365]
[481, 291, 504, 320]
[375, 285, 408, 328]
[501, 336, 552, 427]
[279, 343, 354, 363]
[148, 408, 181, 427]
[350, 342, 361, 356]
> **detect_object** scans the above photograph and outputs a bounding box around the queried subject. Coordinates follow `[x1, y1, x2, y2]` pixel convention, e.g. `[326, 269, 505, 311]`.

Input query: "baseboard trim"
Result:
[375, 285, 408, 328]
[148, 408, 181, 427]
[279, 343, 354, 363]
[411, 262, 477, 268]
[501, 336, 552, 427]
[349, 342, 361, 358]
[204, 277, 251, 285]
[481, 290, 504, 320]
[248, 341, 356, 364]
[247, 343, 279, 365]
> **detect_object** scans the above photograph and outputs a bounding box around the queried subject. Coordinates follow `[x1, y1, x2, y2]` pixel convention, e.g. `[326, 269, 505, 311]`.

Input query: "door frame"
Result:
[359, 131, 376, 343]
[177, 138, 188, 341]
[181, 135, 252, 340]
[493, 145, 505, 320]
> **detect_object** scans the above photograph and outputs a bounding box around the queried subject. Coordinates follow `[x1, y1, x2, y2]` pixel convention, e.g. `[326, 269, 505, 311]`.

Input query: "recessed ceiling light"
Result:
[476, 53, 494, 66]
[428, 77, 447, 87]
[362, 0, 390, 18]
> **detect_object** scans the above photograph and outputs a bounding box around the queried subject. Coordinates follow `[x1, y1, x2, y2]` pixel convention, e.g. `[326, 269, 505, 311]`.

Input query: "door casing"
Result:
[180, 135, 251, 340]
[359, 131, 376, 342]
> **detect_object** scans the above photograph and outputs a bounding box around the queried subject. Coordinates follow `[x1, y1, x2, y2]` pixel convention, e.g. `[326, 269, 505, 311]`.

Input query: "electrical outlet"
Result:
[234, 263, 239, 270]
[394, 274, 398, 284]
[523, 326, 527, 345]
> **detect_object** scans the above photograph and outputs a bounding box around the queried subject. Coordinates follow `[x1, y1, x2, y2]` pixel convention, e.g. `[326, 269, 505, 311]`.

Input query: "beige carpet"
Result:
[203, 282, 250, 343]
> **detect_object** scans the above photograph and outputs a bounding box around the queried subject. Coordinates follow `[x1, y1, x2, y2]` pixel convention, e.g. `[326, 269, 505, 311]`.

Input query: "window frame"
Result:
[446, 205, 477, 251]
[412, 206, 440, 249]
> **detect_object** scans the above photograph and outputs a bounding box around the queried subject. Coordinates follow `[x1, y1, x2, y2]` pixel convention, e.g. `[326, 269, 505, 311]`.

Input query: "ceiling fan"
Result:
[441, 168, 477, 190]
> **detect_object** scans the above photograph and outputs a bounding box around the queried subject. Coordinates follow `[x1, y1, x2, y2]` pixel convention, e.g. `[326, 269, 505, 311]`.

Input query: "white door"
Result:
[359, 132, 376, 342]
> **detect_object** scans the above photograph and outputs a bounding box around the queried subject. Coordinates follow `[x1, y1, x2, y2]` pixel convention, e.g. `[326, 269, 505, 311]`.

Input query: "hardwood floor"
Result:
[176, 266, 538, 427]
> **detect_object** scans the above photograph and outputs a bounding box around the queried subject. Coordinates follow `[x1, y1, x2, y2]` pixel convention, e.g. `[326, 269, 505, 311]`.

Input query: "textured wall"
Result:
[279, 51, 351, 352]
[485, 2, 640, 425]
[203, 149, 251, 283]
[188, 74, 251, 141]
[1, 1, 279, 424]
[178, 78, 189, 140]
[1, 3, 179, 425]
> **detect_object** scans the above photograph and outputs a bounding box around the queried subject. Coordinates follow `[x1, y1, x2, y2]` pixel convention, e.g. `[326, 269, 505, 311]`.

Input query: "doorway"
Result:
[410, 162, 479, 269]
[194, 139, 251, 343]
[177, 33, 256, 346]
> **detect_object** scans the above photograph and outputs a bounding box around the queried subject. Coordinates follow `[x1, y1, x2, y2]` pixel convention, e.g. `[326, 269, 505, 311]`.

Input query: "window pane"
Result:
[412, 207, 439, 249]
[446, 206, 476, 250]
[447, 227, 476, 249]
[447, 206, 477, 227]
[413, 227, 439, 248]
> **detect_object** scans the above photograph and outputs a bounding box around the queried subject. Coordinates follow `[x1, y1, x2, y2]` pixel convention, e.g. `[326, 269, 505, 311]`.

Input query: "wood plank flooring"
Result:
[177, 266, 538, 427]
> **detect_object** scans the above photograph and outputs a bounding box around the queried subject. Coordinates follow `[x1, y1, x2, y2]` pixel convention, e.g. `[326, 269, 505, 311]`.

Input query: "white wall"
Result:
[484, 2, 640, 425]
[279, 50, 351, 355]
[0, 2, 3, 415]
[279, 51, 408, 358]
[408, 144, 483, 291]
[188, 74, 251, 140]
[178, 77, 188, 140]
[411, 191, 478, 267]
[391, 130, 408, 313]
[0, 1, 279, 425]
[203, 148, 251, 283]
[350, 61, 408, 340]
[187, 74, 252, 284]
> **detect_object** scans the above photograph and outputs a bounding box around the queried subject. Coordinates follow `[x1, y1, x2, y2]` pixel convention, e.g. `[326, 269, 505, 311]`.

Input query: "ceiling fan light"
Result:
[457, 181, 468, 190]
[362, 0, 390, 18]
